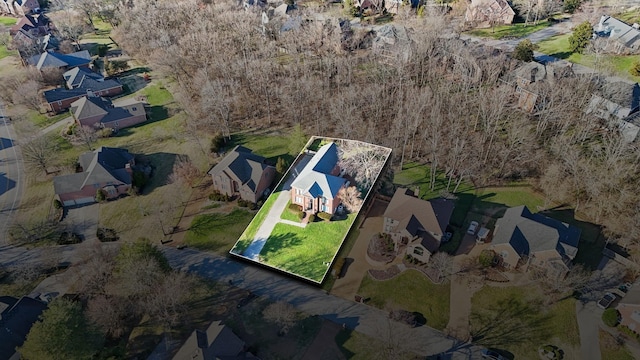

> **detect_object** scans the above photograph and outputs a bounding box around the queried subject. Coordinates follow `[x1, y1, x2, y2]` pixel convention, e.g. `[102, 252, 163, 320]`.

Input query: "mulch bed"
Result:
[368, 265, 402, 280]
[367, 234, 396, 263]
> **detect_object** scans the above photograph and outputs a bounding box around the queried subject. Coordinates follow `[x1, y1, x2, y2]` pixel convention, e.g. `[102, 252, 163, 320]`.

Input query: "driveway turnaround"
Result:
[163, 247, 483, 359]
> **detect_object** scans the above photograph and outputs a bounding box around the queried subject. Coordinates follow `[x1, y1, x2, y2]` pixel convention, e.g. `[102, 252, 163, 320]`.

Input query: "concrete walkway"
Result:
[242, 153, 313, 259]
[162, 246, 482, 358]
[39, 116, 73, 136]
[576, 301, 602, 360]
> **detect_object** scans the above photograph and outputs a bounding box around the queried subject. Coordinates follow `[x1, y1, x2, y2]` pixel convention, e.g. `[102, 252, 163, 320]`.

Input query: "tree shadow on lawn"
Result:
[139, 152, 178, 194]
[258, 232, 334, 281]
[540, 208, 605, 270]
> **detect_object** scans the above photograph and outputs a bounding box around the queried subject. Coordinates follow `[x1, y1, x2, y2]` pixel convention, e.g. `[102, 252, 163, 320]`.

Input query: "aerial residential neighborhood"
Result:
[0, 0, 640, 359]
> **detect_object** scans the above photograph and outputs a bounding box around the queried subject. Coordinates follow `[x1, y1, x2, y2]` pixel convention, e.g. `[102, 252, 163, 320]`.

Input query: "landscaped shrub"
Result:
[317, 211, 332, 222]
[132, 171, 148, 189]
[298, 211, 305, 220]
[95, 189, 106, 202]
[631, 61, 640, 77]
[539, 345, 563, 360]
[288, 203, 302, 212]
[237, 199, 257, 209]
[208, 191, 229, 202]
[308, 214, 315, 223]
[388, 309, 418, 327]
[97, 44, 108, 57]
[620, 325, 640, 342]
[53, 199, 62, 209]
[602, 308, 620, 327]
[479, 249, 496, 267]
[97, 227, 119, 242]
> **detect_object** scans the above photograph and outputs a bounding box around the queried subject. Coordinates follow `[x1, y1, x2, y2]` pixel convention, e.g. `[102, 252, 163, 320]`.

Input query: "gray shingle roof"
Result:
[53, 147, 133, 195]
[597, 16, 640, 50]
[70, 96, 111, 120]
[27, 50, 91, 70]
[492, 206, 581, 259]
[290, 142, 346, 200]
[208, 146, 270, 193]
[384, 188, 454, 240]
[63, 67, 103, 88]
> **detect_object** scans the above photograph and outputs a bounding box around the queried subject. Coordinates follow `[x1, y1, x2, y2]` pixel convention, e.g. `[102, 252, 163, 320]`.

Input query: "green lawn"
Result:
[0, 44, 16, 60]
[228, 131, 295, 162]
[336, 328, 418, 359]
[260, 213, 357, 282]
[467, 21, 551, 40]
[600, 330, 634, 360]
[357, 270, 450, 330]
[471, 285, 579, 357]
[0, 16, 16, 26]
[280, 201, 302, 222]
[232, 192, 280, 254]
[536, 34, 640, 82]
[616, 10, 640, 25]
[473, 186, 545, 215]
[142, 82, 174, 106]
[30, 111, 70, 128]
[184, 209, 255, 253]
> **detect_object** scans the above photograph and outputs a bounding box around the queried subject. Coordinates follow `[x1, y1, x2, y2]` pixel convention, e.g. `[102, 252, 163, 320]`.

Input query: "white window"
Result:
[413, 247, 424, 256]
[57, 100, 62, 105]
[295, 196, 302, 204]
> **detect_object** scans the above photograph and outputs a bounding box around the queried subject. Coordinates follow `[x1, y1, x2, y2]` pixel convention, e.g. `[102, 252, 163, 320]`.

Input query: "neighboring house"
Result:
[70, 96, 146, 131]
[505, 61, 574, 112]
[9, 13, 52, 36]
[464, 0, 515, 28]
[489, 206, 581, 276]
[594, 15, 640, 53]
[207, 145, 276, 203]
[53, 146, 135, 206]
[587, 80, 640, 142]
[372, 24, 412, 65]
[383, 188, 454, 264]
[26, 50, 92, 71]
[0, 296, 47, 360]
[616, 285, 640, 333]
[44, 68, 124, 113]
[0, 0, 39, 16]
[173, 320, 258, 360]
[290, 142, 347, 215]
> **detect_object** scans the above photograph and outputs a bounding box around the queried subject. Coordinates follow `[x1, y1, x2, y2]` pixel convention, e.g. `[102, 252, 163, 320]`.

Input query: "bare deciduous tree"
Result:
[262, 301, 298, 334]
[337, 186, 363, 213]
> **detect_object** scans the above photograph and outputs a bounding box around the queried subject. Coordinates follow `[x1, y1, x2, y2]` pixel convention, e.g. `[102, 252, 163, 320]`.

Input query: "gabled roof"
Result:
[70, 96, 111, 120]
[596, 16, 640, 49]
[64, 67, 104, 88]
[384, 188, 454, 244]
[27, 50, 91, 70]
[173, 320, 257, 360]
[53, 147, 133, 195]
[208, 146, 271, 193]
[0, 296, 47, 360]
[10, 14, 49, 35]
[43, 88, 88, 103]
[492, 206, 581, 259]
[290, 142, 346, 200]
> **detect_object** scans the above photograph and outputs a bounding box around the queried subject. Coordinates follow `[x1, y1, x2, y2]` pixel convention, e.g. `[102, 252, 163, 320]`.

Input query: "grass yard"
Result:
[471, 285, 579, 358]
[280, 201, 302, 223]
[336, 328, 420, 359]
[232, 192, 280, 254]
[184, 209, 255, 254]
[600, 329, 634, 360]
[357, 270, 450, 330]
[0, 44, 16, 60]
[473, 186, 546, 215]
[29, 110, 70, 128]
[467, 21, 551, 40]
[228, 130, 295, 163]
[0, 16, 16, 26]
[260, 213, 358, 282]
[536, 34, 640, 82]
[616, 9, 640, 25]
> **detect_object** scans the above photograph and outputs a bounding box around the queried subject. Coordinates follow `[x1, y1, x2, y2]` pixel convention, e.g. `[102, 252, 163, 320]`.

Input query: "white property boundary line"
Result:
[229, 136, 393, 285]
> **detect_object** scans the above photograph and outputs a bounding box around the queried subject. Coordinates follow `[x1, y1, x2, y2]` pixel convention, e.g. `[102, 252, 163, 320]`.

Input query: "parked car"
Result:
[467, 221, 479, 235]
[597, 293, 616, 309]
[442, 231, 453, 243]
[481, 349, 507, 360]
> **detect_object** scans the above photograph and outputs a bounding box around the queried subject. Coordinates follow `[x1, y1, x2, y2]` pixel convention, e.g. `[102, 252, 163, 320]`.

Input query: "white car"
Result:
[467, 221, 479, 235]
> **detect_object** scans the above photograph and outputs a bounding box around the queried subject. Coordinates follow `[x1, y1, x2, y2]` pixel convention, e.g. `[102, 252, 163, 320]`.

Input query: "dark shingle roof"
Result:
[492, 206, 581, 259]
[63, 67, 103, 88]
[208, 146, 271, 193]
[53, 147, 133, 195]
[0, 296, 47, 360]
[43, 88, 88, 103]
[27, 50, 91, 70]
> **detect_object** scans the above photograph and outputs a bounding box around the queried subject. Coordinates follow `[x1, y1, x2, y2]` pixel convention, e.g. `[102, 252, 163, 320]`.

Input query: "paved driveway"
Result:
[576, 301, 602, 360]
[62, 203, 100, 242]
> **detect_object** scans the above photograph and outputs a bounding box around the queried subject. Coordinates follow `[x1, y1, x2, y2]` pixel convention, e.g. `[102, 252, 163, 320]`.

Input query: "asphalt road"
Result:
[163, 246, 483, 359]
[0, 101, 24, 244]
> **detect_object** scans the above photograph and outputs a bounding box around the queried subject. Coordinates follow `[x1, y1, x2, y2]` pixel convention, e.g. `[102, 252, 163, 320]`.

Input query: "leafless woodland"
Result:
[109, 1, 640, 245]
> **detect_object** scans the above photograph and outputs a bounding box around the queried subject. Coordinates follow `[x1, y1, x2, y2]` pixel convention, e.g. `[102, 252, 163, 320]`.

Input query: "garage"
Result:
[63, 197, 95, 207]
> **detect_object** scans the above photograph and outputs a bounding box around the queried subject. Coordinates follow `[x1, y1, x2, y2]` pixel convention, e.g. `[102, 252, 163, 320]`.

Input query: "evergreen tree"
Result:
[569, 21, 593, 53]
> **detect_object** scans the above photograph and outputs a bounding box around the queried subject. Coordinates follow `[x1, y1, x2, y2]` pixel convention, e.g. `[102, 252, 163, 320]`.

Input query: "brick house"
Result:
[489, 206, 581, 277]
[53, 147, 135, 206]
[70, 96, 146, 131]
[208, 146, 275, 203]
[44, 68, 124, 113]
[383, 188, 454, 264]
[290, 142, 347, 215]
